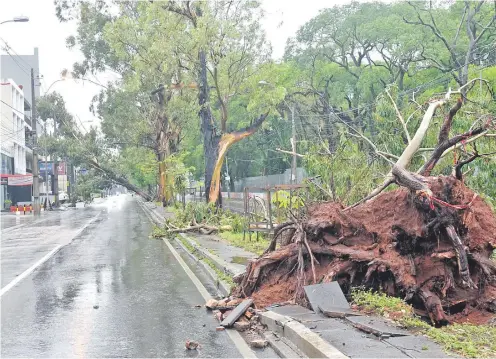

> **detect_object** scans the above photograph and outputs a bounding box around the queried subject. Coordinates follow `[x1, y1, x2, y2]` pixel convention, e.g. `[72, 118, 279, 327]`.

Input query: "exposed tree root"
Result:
[233, 172, 496, 325]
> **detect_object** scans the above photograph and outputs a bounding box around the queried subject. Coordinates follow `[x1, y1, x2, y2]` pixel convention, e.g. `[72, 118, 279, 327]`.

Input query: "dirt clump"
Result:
[234, 176, 496, 325]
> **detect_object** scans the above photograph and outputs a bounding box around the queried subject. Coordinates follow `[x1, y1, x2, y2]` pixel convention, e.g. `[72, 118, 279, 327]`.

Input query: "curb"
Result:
[262, 331, 304, 359]
[173, 236, 231, 297]
[260, 311, 348, 359]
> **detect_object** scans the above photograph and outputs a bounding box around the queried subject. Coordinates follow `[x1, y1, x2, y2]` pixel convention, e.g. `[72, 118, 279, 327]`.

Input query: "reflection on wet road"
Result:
[1, 207, 102, 289]
[1, 196, 241, 358]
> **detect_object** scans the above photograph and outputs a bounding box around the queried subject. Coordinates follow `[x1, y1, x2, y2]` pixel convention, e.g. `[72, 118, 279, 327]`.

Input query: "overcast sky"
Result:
[0, 0, 345, 131]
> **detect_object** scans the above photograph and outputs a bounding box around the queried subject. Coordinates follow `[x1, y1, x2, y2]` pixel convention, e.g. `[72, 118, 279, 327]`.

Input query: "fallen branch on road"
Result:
[166, 223, 232, 234]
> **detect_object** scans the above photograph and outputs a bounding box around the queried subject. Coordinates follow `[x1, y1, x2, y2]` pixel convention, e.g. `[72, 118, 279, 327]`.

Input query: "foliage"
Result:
[351, 289, 496, 358]
[73, 169, 112, 202]
[272, 190, 305, 210]
[55, 0, 496, 206]
[168, 201, 247, 232]
[150, 225, 167, 239]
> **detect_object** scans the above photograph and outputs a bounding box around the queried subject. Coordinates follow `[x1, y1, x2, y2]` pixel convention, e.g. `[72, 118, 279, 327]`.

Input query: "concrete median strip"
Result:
[0, 212, 102, 297]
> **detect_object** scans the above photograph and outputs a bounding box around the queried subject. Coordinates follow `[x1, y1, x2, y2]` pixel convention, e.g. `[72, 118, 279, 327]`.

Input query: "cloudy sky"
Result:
[0, 0, 344, 130]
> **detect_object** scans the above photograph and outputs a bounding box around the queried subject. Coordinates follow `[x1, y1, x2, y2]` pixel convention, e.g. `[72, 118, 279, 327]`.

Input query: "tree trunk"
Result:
[88, 160, 152, 201]
[198, 49, 222, 205]
[205, 136, 222, 205]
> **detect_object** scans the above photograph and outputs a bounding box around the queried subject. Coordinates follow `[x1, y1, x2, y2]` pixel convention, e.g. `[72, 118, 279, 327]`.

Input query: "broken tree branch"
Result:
[438, 98, 463, 143]
[419, 123, 492, 176]
[346, 97, 447, 210]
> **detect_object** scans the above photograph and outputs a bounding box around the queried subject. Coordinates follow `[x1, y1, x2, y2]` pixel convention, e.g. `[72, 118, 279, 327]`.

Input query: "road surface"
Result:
[1, 195, 244, 357]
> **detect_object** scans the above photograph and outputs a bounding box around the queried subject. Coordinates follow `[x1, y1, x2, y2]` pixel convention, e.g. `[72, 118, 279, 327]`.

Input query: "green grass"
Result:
[218, 231, 269, 255]
[351, 289, 496, 358]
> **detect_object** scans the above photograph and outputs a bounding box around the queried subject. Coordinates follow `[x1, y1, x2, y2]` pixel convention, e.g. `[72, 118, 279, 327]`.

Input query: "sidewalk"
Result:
[146, 202, 451, 359]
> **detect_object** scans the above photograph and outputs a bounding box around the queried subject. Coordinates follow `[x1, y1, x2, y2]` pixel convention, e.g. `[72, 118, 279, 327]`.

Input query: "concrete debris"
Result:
[250, 339, 268, 348]
[222, 310, 232, 320]
[213, 310, 222, 322]
[221, 299, 254, 327]
[227, 298, 243, 306]
[233, 321, 251, 332]
[205, 299, 218, 309]
[185, 340, 200, 350]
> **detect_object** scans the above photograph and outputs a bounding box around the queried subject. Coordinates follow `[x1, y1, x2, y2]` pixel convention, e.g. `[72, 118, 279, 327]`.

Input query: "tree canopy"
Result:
[52, 0, 495, 206]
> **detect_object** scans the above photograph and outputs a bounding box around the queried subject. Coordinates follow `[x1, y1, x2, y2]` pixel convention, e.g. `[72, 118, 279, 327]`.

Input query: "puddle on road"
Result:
[231, 256, 249, 265]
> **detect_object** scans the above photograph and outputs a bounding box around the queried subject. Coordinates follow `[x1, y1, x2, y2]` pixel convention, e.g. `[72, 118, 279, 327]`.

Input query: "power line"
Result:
[0, 99, 25, 116]
[0, 38, 34, 74]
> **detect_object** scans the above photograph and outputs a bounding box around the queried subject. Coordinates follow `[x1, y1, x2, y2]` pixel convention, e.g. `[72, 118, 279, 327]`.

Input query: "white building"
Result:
[1, 79, 29, 175]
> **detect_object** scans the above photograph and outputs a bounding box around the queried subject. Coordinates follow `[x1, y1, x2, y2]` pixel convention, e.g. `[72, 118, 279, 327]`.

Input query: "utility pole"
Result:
[31, 69, 40, 215]
[290, 106, 297, 184]
[44, 122, 49, 207]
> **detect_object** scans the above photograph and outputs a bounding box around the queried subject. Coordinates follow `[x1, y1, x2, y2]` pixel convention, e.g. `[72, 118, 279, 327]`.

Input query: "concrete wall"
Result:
[229, 167, 307, 192]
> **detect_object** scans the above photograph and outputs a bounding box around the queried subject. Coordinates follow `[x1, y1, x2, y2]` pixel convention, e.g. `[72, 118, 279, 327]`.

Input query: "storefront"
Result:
[0, 174, 33, 208]
[1, 153, 14, 210]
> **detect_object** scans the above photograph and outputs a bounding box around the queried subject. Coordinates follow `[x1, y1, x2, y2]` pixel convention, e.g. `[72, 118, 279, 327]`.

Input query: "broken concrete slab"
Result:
[345, 315, 409, 337]
[384, 335, 451, 358]
[287, 313, 326, 324]
[220, 299, 253, 327]
[304, 282, 350, 313]
[315, 325, 410, 358]
[319, 305, 361, 318]
[308, 317, 350, 332]
[267, 304, 314, 317]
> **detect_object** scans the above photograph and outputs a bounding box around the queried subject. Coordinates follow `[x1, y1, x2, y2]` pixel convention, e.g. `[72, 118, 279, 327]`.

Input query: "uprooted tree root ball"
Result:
[233, 173, 496, 326]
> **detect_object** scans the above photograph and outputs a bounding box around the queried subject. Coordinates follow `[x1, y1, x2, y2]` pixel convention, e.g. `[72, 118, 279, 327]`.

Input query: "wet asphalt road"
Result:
[1, 195, 242, 358]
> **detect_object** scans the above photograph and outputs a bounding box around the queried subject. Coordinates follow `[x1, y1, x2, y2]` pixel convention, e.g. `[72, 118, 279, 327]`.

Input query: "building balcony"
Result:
[24, 114, 32, 128]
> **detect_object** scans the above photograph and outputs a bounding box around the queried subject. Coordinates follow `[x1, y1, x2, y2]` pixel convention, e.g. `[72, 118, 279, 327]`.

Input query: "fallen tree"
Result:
[233, 88, 496, 325]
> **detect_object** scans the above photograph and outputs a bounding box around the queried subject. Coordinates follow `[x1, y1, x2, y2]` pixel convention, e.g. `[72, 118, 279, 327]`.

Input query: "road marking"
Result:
[163, 239, 257, 359]
[0, 212, 101, 297]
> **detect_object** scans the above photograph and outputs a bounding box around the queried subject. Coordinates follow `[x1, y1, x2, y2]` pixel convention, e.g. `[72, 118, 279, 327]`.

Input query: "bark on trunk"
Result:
[199, 49, 222, 205]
